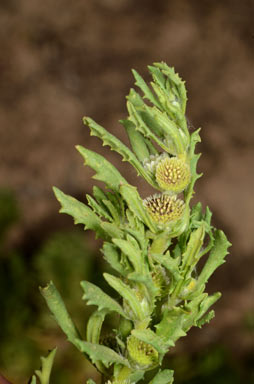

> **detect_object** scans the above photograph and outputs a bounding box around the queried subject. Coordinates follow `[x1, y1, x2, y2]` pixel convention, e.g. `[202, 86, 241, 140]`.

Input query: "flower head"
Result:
[127, 335, 159, 369]
[155, 156, 191, 193]
[144, 193, 185, 225]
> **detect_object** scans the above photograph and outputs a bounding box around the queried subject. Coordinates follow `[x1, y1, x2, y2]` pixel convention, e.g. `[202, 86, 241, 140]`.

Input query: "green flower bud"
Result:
[144, 194, 185, 225]
[127, 335, 159, 369]
[155, 156, 191, 193]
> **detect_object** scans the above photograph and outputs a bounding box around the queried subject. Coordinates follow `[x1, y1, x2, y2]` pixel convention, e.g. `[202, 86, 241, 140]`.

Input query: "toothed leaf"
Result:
[53, 187, 106, 239]
[81, 281, 128, 318]
[74, 340, 129, 368]
[76, 145, 127, 192]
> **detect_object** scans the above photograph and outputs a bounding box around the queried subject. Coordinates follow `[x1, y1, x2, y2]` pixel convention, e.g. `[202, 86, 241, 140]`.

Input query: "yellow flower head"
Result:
[155, 156, 191, 193]
[144, 194, 185, 225]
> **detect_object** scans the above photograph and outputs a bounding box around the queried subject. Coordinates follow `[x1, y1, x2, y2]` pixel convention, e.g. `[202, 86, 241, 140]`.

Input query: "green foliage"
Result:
[42, 62, 231, 383]
[31, 348, 57, 384]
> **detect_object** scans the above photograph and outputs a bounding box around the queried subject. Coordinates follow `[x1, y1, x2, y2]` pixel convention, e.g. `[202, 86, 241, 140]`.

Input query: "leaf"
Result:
[155, 307, 186, 347]
[101, 222, 124, 239]
[81, 281, 128, 318]
[103, 273, 144, 320]
[113, 238, 143, 273]
[74, 340, 130, 368]
[198, 230, 231, 287]
[86, 380, 96, 384]
[83, 117, 156, 186]
[102, 242, 127, 276]
[152, 253, 182, 282]
[132, 68, 161, 109]
[86, 194, 112, 221]
[196, 292, 221, 323]
[149, 369, 174, 384]
[102, 198, 120, 224]
[86, 310, 109, 375]
[76, 145, 127, 192]
[181, 223, 205, 271]
[86, 310, 107, 344]
[129, 370, 145, 383]
[40, 281, 81, 346]
[196, 310, 215, 328]
[53, 187, 106, 239]
[120, 119, 150, 162]
[34, 348, 57, 384]
[185, 129, 202, 205]
[127, 99, 170, 153]
[120, 184, 157, 233]
[131, 329, 168, 354]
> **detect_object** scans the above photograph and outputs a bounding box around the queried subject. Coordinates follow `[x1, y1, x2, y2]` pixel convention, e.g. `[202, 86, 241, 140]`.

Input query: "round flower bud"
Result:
[144, 194, 185, 225]
[155, 156, 191, 193]
[127, 335, 159, 369]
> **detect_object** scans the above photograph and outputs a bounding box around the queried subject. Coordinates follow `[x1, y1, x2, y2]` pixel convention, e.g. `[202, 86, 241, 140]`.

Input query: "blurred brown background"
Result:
[0, 0, 253, 382]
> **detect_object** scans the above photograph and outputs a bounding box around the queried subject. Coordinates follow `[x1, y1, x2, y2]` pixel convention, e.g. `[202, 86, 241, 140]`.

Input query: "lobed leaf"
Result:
[76, 145, 127, 192]
[198, 230, 231, 287]
[53, 187, 106, 239]
[81, 281, 128, 319]
[34, 348, 57, 384]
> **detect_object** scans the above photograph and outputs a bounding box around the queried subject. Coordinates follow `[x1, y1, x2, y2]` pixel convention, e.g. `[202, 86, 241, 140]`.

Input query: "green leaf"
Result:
[120, 184, 157, 233]
[113, 238, 143, 273]
[181, 223, 205, 271]
[185, 129, 202, 205]
[196, 292, 221, 323]
[101, 222, 124, 239]
[129, 370, 145, 383]
[53, 187, 106, 239]
[132, 68, 161, 109]
[149, 369, 174, 384]
[86, 310, 109, 375]
[86, 380, 96, 384]
[127, 99, 170, 154]
[155, 307, 186, 347]
[103, 273, 144, 320]
[34, 348, 57, 384]
[81, 280, 128, 318]
[198, 230, 231, 287]
[86, 194, 112, 221]
[196, 310, 215, 328]
[76, 145, 127, 192]
[74, 340, 130, 368]
[31, 376, 37, 384]
[40, 281, 81, 346]
[153, 62, 187, 115]
[102, 198, 120, 224]
[121, 119, 150, 162]
[102, 242, 128, 276]
[152, 252, 182, 282]
[83, 117, 156, 187]
[131, 329, 168, 355]
[86, 310, 107, 344]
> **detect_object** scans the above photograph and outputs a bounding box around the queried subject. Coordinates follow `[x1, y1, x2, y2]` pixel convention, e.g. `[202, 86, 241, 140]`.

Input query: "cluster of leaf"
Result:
[41, 62, 230, 384]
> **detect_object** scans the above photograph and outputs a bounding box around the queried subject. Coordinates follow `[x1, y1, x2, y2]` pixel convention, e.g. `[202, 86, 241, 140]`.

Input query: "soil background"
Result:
[0, 0, 253, 381]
